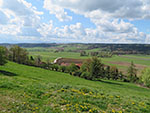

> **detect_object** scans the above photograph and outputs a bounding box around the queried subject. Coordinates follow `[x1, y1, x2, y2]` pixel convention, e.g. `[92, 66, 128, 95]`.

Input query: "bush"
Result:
[89, 57, 104, 79]
[141, 68, 150, 87]
[49, 64, 59, 71]
[69, 63, 79, 73]
[127, 61, 138, 82]
[110, 66, 119, 80]
[80, 72, 91, 80]
[0, 46, 7, 65]
[59, 66, 66, 72]
[72, 70, 82, 77]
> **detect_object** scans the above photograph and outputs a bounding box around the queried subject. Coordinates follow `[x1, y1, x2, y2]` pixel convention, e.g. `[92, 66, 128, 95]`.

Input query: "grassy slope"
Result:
[0, 62, 150, 113]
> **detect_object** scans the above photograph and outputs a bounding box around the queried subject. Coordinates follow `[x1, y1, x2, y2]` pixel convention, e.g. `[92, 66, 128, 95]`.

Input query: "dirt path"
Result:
[119, 55, 150, 61]
[108, 61, 147, 69]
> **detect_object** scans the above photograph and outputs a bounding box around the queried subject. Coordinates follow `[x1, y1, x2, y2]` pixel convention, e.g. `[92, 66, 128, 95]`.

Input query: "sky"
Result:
[0, 0, 150, 43]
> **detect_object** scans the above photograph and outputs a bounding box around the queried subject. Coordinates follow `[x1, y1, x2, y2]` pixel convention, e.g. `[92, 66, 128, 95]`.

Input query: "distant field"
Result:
[27, 47, 150, 75]
[0, 62, 150, 112]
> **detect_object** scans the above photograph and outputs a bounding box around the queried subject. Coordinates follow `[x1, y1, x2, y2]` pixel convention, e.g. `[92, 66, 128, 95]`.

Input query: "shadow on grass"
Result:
[0, 70, 18, 76]
[95, 79, 123, 86]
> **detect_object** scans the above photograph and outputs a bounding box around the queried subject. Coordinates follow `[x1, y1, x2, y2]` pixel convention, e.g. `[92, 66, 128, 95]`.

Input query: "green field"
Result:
[27, 47, 150, 64]
[0, 62, 150, 112]
[27, 47, 150, 75]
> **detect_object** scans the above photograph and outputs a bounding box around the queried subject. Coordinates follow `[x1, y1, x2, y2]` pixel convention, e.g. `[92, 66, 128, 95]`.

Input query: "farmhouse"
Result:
[54, 58, 84, 67]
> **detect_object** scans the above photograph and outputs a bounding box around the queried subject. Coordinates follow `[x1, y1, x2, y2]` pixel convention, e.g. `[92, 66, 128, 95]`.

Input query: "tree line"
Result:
[87, 44, 150, 55]
[80, 51, 113, 58]
[0, 45, 150, 87]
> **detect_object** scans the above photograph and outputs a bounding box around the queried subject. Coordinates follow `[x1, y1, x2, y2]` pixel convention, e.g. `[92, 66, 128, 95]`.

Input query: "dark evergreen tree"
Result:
[127, 61, 138, 82]
[89, 57, 104, 80]
[106, 66, 111, 79]
[0, 46, 7, 65]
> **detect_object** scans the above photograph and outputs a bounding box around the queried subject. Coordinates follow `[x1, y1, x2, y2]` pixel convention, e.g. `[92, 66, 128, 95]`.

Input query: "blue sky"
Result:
[0, 0, 150, 43]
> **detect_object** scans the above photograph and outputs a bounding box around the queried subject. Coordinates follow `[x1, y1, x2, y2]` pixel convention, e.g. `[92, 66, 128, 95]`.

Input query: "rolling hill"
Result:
[0, 62, 150, 113]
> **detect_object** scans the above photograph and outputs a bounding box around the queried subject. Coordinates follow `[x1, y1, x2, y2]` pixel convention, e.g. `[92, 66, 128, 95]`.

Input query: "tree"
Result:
[81, 57, 105, 80]
[53, 64, 59, 71]
[35, 55, 42, 66]
[68, 63, 79, 74]
[90, 52, 99, 56]
[0, 46, 7, 65]
[127, 61, 138, 82]
[46, 58, 51, 65]
[89, 57, 104, 79]
[30, 56, 34, 61]
[80, 51, 87, 56]
[118, 71, 124, 80]
[105, 66, 111, 79]
[81, 58, 92, 72]
[59, 66, 66, 72]
[9, 45, 28, 64]
[110, 66, 119, 80]
[141, 68, 150, 87]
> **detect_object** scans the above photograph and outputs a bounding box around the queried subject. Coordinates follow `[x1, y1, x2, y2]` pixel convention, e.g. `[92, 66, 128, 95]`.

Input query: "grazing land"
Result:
[27, 45, 150, 75]
[0, 62, 150, 113]
[1, 43, 150, 113]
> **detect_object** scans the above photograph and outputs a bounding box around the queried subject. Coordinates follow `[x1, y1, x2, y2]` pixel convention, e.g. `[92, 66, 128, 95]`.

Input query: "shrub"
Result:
[0, 46, 7, 65]
[141, 68, 150, 87]
[110, 66, 119, 80]
[127, 61, 138, 82]
[49, 64, 59, 71]
[82, 57, 104, 80]
[80, 72, 91, 79]
[89, 57, 104, 79]
[72, 70, 82, 77]
[69, 63, 79, 73]
[59, 66, 66, 72]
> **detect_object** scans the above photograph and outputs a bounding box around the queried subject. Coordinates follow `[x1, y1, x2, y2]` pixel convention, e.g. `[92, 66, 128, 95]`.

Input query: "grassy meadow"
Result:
[27, 47, 150, 75]
[0, 62, 150, 113]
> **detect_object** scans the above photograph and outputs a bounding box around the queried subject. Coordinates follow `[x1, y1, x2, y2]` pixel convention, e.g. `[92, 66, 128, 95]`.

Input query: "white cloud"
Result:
[0, 10, 9, 24]
[0, 0, 44, 42]
[41, 0, 150, 43]
[0, 24, 20, 35]
[37, 20, 148, 43]
[146, 35, 150, 43]
[44, 0, 150, 20]
[44, 0, 72, 21]
[0, 0, 3, 7]
[0, 0, 149, 43]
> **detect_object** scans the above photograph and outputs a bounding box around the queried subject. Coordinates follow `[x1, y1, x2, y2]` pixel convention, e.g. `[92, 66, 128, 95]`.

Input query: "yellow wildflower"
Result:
[89, 109, 92, 113]
[132, 102, 135, 105]
[89, 91, 93, 95]
[112, 109, 115, 113]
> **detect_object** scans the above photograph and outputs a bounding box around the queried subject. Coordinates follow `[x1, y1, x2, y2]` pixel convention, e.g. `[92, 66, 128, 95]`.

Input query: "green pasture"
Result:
[0, 62, 150, 112]
[27, 47, 150, 75]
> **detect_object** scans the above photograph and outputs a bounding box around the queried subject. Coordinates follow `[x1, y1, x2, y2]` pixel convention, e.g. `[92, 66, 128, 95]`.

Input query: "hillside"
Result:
[0, 62, 150, 113]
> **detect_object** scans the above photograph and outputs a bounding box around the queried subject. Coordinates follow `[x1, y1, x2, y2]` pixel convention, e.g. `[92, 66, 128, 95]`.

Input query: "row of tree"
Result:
[80, 51, 113, 58]
[87, 44, 150, 55]
[0, 46, 49, 67]
[0, 45, 138, 82]
[39, 56, 138, 83]
[0, 46, 149, 87]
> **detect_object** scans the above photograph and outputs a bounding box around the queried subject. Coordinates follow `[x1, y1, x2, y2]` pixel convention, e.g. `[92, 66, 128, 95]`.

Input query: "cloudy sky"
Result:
[0, 0, 150, 43]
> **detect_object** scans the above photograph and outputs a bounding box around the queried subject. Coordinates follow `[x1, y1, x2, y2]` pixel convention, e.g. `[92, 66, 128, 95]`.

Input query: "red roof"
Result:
[60, 63, 82, 67]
